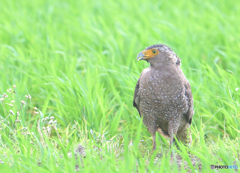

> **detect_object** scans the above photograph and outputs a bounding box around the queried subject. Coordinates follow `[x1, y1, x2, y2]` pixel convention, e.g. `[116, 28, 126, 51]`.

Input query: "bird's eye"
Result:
[152, 49, 157, 54]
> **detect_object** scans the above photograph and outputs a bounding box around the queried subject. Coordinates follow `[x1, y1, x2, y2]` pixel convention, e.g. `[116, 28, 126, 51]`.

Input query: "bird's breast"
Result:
[139, 69, 187, 119]
[140, 70, 183, 99]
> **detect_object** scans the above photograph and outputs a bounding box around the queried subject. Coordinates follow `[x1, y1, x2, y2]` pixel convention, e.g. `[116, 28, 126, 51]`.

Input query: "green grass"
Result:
[0, 0, 239, 172]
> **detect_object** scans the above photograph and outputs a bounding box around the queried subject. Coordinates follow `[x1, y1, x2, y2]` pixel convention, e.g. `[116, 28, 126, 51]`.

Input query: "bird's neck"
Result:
[149, 62, 170, 69]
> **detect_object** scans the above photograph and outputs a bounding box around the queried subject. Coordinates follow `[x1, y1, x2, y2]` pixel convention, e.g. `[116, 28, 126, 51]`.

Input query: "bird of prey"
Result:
[133, 44, 194, 150]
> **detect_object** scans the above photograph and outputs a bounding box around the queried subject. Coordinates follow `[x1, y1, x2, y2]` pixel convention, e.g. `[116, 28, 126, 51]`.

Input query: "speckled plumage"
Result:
[133, 44, 194, 150]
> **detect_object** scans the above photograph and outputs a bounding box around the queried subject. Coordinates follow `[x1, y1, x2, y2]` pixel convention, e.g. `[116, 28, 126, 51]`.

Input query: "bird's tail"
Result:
[176, 126, 192, 144]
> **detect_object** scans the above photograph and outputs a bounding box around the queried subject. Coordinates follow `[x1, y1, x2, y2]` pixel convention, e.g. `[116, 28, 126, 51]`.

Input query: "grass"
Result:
[0, 0, 239, 172]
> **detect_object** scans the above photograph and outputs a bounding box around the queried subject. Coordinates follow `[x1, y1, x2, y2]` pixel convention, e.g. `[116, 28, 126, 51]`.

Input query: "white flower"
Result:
[9, 110, 15, 115]
[48, 120, 53, 124]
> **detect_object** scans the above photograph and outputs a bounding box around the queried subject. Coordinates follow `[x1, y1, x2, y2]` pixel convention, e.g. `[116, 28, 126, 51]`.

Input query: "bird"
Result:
[133, 44, 194, 150]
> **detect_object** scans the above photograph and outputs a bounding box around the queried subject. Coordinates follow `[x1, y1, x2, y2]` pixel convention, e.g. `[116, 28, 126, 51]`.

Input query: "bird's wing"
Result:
[133, 78, 141, 116]
[133, 68, 150, 117]
[184, 81, 194, 124]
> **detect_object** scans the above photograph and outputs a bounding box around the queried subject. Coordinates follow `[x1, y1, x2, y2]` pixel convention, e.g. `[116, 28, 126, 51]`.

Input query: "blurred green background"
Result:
[0, 0, 239, 172]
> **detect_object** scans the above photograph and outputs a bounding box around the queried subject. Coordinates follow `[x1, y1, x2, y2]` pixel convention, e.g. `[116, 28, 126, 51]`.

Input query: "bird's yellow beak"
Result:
[137, 51, 146, 61]
[137, 49, 159, 61]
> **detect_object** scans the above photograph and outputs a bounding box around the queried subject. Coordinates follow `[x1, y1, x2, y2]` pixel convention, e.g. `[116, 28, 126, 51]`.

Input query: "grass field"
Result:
[0, 0, 239, 172]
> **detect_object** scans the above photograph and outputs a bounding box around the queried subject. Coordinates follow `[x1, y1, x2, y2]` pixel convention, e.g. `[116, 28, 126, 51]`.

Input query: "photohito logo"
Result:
[210, 164, 238, 170]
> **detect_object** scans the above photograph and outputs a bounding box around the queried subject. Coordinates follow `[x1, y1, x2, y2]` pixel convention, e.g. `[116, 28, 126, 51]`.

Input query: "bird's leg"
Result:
[170, 129, 174, 146]
[152, 133, 156, 150]
[168, 121, 178, 148]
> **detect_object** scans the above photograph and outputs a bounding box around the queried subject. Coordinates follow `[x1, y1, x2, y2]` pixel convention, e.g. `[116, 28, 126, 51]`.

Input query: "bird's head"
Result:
[137, 44, 180, 67]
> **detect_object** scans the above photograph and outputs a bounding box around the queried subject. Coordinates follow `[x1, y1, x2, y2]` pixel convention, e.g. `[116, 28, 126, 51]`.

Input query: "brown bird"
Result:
[133, 44, 194, 150]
